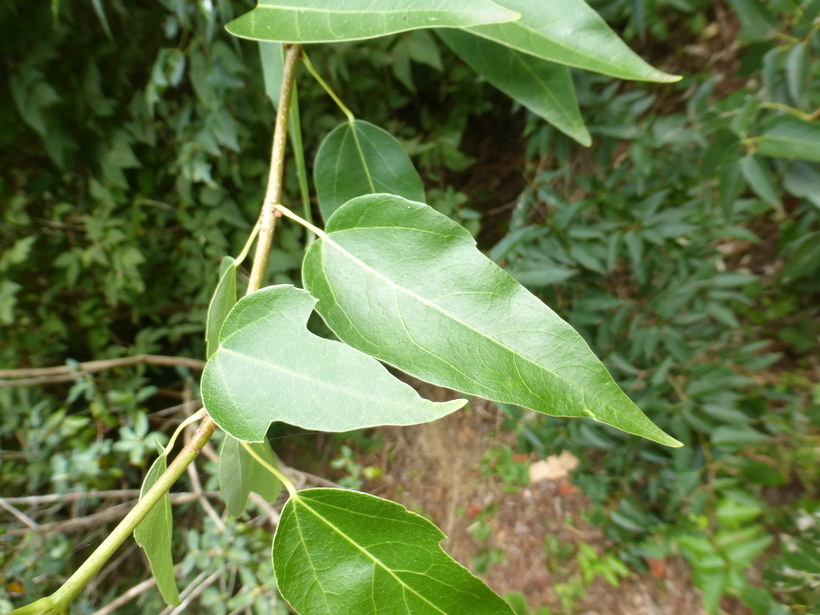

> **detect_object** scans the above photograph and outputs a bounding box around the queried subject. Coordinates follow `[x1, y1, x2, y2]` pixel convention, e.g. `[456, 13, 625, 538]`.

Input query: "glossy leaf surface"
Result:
[315, 120, 426, 222]
[134, 452, 180, 606]
[206, 256, 238, 359]
[437, 29, 590, 146]
[468, 0, 678, 82]
[303, 195, 680, 447]
[219, 436, 282, 517]
[273, 489, 514, 614]
[202, 285, 464, 442]
[226, 1, 519, 44]
[757, 116, 820, 163]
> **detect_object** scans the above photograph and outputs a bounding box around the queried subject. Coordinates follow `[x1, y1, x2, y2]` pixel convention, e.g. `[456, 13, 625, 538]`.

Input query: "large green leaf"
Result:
[219, 436, 282, 517]
[272, 489, 514, 614]
[201, 285, 465, 442]
[437, 29, 590, 146]
[303, 195, 680, 447]
[134, 452, 180, 607]
[467, 0, 679, 82]
[757, 116, 820, 163]
[226, 1, 520, 44]
[315, 120, 426, 222]
[206, 256, 238, 359]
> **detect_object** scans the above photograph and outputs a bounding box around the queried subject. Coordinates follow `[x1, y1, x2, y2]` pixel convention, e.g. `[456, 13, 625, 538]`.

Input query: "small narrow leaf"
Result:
[757, 116, 820, 163]
[206, 256, 238, 359]
[740, 155, 781, 208]
[202, 285, 465, 442]
[467, 0, 679, 82]
[134, 452, 180, 607]
[438, 29, 590, 146]
[315, 120, 426, 222]
[273, 489, 514, 614]
[303, 195, 680, 447]
[219, 436, 282, 517]
[226, 1, 520, 44]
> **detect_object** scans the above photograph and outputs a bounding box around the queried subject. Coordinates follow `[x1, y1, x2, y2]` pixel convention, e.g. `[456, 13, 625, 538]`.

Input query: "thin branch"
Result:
[162, 570, 222, 615]
[247, 43, 303, 294]
[0, 354, 206, 388]
[90, 575, 158, 615]
[0, 498, 38, 529]
[3, 492, 222, 536]
[0, 489, 212, 506]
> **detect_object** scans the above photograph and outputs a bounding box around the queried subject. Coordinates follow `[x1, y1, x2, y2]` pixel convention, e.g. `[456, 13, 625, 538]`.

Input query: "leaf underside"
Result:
[226, 0, 520, 44]
[273, 489, 515, 614]
[437, 29, 591, 146]
[303, 195, 680, 447]
[315, 120, 426, 222]
[134, 453, 181, 607]
[201, 285, 465, 442]
[219, 435, 282, 517]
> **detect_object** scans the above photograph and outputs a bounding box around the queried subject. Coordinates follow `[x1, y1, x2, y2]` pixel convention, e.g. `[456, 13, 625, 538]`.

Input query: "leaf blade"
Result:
[467, 0, 679, 82]
[134, 453, 181, 607]
[315, 120, 426, 222]
[303, 195, 680, 447]
[757, 116, 820, 163]
[226, 1, 520, 44]
[202, 285, 465, 442]
[219, 436, 282, 517]
[273, 489, 514, 614]
[437, 29, 590, 146]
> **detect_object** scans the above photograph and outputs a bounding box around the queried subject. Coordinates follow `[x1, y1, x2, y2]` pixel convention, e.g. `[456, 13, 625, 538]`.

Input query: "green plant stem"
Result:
[4, 417, 219, 615]
[240, 442, 297, 497]
[301, 51, 355, 124]
[248, 43, 303, 295]
[274, 204, 328, 239]
[8, 40, 306, 615]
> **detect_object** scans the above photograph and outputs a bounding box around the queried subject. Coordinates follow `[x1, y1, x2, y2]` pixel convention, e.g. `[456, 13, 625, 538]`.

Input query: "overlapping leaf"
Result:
[757, 116, 820, 163]
[314, 120, 426, 222]
[206, 256, 238, 359]
[134, 452, 180, 606]
[273, 489, 514, 614]
[201, 285, 465, 442]
[467, 0, 679, 82]
[303, 195, 680, 447]
[226, 0, 520, 44]
[437, 29, 590, 146]
[219, 436, 282, 517]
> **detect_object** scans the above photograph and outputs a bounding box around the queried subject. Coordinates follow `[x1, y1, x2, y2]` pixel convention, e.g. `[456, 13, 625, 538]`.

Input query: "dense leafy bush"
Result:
[1, 0, 818, 614]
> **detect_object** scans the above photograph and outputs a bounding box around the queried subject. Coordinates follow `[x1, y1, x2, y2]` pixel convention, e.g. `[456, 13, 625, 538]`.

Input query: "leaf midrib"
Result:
[295, 495, 449, 614]
[320, 231, 657, 439]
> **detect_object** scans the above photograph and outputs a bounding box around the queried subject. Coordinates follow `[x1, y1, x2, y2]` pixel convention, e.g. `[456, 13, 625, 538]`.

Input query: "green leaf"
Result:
[466, 0, 679, 82]
[134, 452, 180, 607]
[740, 155, 781, 208]
[206, 257, 238, 359]
[272, 489, 514, 614]
[226, 1, 520, 44]
[219, 436, 282, 517]
[315, 120, 426, 222]
[303, 195, 680, 447]
[785, 42, 808, 103]
[757, 116, 820, 163]
[202, 285, 465, 442]
[437, 29, 590, 146]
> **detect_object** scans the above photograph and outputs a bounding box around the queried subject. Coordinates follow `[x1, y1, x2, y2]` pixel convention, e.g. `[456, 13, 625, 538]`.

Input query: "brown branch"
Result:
[3, 492, 221, 536]
[0, 354, 206, 388]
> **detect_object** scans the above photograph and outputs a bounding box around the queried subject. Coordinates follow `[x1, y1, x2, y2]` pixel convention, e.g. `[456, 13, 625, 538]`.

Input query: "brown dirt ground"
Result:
[344, 382, 709, 615]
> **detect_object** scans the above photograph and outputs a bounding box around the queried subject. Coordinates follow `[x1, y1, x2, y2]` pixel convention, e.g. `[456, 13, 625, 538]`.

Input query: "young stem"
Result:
[248, 43, 303, 295]
[48, 417, 218, 608]
[301, 51, 355, 124]
[8, 41, 304, 615]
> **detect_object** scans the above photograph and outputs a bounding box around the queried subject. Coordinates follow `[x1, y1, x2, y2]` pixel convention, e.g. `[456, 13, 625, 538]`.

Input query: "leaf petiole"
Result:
[240, 441, 297, 497]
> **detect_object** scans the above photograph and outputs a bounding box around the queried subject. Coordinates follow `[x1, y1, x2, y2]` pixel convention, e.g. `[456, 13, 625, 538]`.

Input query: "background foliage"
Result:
[1, 0, 818, 613]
